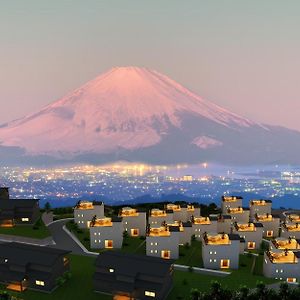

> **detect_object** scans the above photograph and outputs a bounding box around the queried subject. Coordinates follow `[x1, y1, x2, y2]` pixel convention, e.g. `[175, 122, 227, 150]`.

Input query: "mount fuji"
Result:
[1, 66, 300, 165]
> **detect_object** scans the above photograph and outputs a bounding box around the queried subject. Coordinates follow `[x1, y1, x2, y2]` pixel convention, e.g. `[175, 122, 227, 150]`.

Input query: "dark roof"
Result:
[182, 222, 192, 227]
[210, 216, 218, 221]
[0, 199, 39, 210]
[228, 234, 241, 241]
[166, 210, 173, 214]
[239, 237, 246, 243]
[169, 226, 180, 232]
[0, 242, 70, 267]
[254, 223, 264, 228]
[95, 251, 173, 278]
[219, 215, 232, 220]
[294, 252, 300, 259]
[111, 216, 122, 222]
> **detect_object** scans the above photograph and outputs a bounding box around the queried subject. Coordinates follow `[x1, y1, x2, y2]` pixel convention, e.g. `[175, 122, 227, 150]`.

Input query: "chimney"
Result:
[0, 188, 9, 200]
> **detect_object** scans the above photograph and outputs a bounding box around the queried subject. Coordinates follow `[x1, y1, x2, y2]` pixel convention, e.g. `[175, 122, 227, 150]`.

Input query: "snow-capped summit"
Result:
[0, 67, 300, 165]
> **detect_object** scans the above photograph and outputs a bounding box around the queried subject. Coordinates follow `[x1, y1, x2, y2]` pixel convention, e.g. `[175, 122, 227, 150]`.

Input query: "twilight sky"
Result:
[1, 1, 300, 130]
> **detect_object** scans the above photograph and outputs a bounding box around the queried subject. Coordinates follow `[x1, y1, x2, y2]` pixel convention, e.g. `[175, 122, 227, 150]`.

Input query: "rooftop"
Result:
[288, 214, 300, 223]
[193, 216, 211, 225]
[235, 223, 256, 232]
[255, 214, 274, 222]
[150, 209, 167, 217]
[273, 237, 300, 250]
[222, 196, 242, 202]
[120, 207, 139, 217]
[283, 223, 300, 232]
[148, 227, 170, 237]
[228, 207, 244, 214]
[75, 201, 94, 210]
[250, 199, 272, 206]
[267, 250, 298, 264]
[166, 204, 181, 211]
[203, 233, 231, 245]
[90, 217, 113, 227]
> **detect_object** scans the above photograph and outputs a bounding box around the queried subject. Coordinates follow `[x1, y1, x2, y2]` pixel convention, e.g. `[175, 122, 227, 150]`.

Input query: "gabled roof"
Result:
[0, 242, 70, 267]
[95, 251, 173, 278]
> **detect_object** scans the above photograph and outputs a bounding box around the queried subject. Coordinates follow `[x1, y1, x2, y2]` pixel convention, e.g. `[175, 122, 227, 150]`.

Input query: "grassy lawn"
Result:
[176, 240, 203, 267]
[4, 255, 112, 300]
[0, 219, 50, 239]
[168, 254, 277, 300]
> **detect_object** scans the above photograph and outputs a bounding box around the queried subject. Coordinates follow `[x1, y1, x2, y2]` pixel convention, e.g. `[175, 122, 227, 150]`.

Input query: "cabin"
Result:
[0, 187, 40, 227]
[0, 242, 70, 292]
[226, 207, 250, 224]
[281, 223, 300, 239]
[254, 213, 280, 238]
[192, 216, 218, 240]
[148, 209, 174, 228]
[93, 251, 174, 300]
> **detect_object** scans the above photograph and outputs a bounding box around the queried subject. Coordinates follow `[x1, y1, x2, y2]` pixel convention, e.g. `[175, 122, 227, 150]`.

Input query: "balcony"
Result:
[267, 250, 298, 264]
[75, 201, 94, 210]
[148, 227, 170, 237]
[120, 207, 139, 217]
[166, 221, 184, 232]
[150, 209, 167, 217]
[193, 217, 211, 225]
[90, 217, 113, 227]
[235, 223, 255, 232]
[256, 214, 273, 222]
[273, 237, 300, 250]
[204, 233, 231, 245]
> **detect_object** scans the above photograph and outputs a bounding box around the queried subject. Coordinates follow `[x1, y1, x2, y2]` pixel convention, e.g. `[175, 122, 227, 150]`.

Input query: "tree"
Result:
[44, 201, 51, 212]
[279, 282, 290, 300]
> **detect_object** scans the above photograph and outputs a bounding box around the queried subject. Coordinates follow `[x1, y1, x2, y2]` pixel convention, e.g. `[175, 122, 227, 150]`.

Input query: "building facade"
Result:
[90, 217, 123, 249]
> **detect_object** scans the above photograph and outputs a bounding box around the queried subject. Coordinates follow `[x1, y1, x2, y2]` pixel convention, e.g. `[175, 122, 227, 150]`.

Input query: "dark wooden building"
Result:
[0, 242, 70, 292]
[0, 187, 40, 226]
[93, 251, 174, 299]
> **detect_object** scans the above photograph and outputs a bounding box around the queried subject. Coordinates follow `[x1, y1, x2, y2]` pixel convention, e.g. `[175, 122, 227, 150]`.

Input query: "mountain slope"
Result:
[0, 66, 299, 165]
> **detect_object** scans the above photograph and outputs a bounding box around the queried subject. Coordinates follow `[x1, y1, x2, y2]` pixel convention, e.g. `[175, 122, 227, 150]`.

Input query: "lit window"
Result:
[150, 250, 153, 253]
[98, 233, 100, 235]
[94, 233, 97, 236]
[95, 240, 97, 243]
[4, 259, 8, 263]
[155, 242, 158, 246]
[36, 280, 45, 286]
[145, 291, 155, 297]
[214, 251, 217, 254]
[151, 242, 153, 246]
[276, 269, 279, 273]
[209, 259, 212, 262]
[109, 268, 114, 273]
[21, 218, 29, 222]
[155, 250, 158, 253]
[209, 251, 213, 255]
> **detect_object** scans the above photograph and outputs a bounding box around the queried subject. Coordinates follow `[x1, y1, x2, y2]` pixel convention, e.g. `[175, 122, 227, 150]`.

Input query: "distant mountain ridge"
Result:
[1, 66, 300, 165]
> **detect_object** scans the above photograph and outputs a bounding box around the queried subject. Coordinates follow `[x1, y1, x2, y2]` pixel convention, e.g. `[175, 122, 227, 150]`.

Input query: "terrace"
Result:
[148, 227, 171, 237]
[222, 196, 240, 202]
[235, 223, 256, 232]
[193, 217, 211, 225]
[187, 205, 195, 211]
[150, 209, 167, 217]
[266, 250, 298, 264]
[288, 214, 300, 223]
[283, 223, 300, 232]
[119, 207, 139, 217]
[273, 237, 300, 250]
[166, 204, 181, 211]
[203, 233, 231, 245]
[166, 222, 184, 232]
[90, 217, 113, 227]
[250, 200, 268, 206]
[255, 214, 273, 222]
[228, 207, 244, 214]
[75, 201, 94, 210]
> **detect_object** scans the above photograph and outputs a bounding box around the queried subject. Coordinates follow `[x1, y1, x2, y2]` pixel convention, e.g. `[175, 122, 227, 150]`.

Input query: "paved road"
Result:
[47, 219, 94, 256]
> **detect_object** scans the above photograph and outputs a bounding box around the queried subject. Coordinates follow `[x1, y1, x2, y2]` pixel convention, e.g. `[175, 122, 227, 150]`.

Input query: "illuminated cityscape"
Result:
[1, 163, 300, 208]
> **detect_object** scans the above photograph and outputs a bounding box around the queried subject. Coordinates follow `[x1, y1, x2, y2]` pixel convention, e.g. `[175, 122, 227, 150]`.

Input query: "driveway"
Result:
[47, 219, 95, 256]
